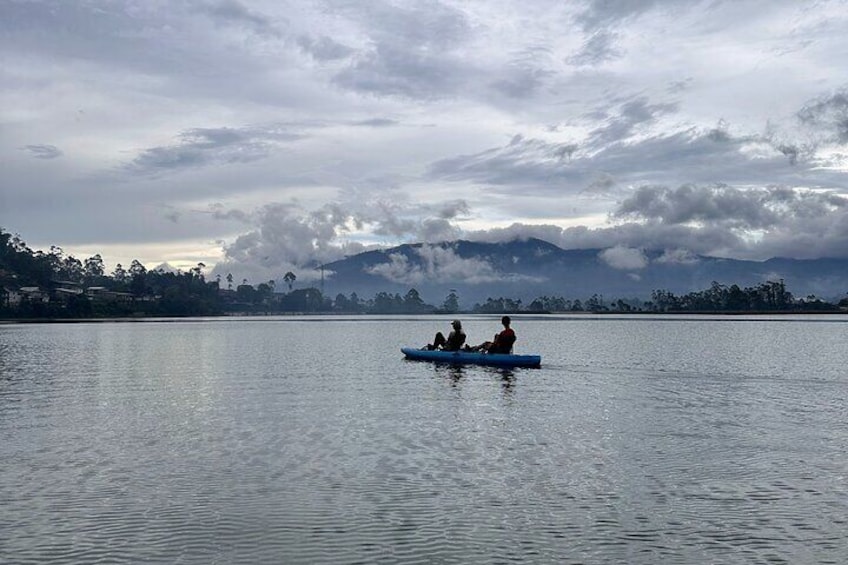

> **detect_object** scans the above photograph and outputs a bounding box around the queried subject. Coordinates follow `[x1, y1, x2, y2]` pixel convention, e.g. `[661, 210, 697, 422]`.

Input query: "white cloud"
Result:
[655, 249, 699, 264]
[599, 246, 648, 270]
[367, 245, 504, 285]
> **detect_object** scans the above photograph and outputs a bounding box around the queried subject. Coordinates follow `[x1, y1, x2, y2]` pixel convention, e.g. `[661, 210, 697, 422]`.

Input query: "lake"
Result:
[1, 315, 846, 564]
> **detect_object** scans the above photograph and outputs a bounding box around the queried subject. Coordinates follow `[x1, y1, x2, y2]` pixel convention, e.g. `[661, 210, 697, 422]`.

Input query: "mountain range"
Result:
[320, 238, 848, 307]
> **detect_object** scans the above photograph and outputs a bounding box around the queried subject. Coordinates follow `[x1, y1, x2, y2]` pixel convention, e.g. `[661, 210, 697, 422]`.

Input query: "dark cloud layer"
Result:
[331, 1, 474, 99]
[797, 91, 848, 144]
[428, 91, 848, 197]
[615, 184, 848, 230]
[21, 145, 63, 159]
[463, 182, 848, 260]
[574, 0, 664, 31]
[200, 0, 282, 37]
[125, 126, 304, 175]
[568, 31, 622, 66]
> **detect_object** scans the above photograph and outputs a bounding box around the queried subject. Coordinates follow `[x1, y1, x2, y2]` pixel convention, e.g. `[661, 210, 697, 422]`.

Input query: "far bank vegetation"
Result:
[2, 228, 846, 318]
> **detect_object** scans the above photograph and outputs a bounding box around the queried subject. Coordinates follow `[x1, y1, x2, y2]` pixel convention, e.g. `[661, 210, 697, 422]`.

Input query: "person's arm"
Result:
[493, 331, 505, 347]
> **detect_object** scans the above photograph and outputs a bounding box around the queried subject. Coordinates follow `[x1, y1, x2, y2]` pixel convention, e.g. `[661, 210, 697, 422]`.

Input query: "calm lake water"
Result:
[1, 315, 846, 564]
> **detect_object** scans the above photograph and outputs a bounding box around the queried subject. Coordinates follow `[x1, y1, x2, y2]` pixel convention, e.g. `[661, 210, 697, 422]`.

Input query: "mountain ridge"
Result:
[321, 237, 848, 306]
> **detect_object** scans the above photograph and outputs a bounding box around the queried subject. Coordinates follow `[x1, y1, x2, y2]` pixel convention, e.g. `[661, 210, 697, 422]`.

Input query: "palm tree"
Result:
[283, 271, 296, 291]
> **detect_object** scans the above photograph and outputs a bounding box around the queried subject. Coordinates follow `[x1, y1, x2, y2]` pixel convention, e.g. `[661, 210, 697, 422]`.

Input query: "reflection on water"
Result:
[497, 368, 516, 393]
[434, 362, 465, 386]
[428, 362, 516, 394]
[1, 315, 847, 564]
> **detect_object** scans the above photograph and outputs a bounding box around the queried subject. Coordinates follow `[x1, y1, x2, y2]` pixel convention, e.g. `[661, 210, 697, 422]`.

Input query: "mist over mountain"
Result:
[321, 238, 848, 307]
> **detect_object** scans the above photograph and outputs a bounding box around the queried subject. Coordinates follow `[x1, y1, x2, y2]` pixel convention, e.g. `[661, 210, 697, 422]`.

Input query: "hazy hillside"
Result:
[321, 238, 848, 307]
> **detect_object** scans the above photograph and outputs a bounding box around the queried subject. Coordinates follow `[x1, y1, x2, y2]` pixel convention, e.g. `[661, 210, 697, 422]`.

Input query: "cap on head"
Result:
[452, 320, 462, 329]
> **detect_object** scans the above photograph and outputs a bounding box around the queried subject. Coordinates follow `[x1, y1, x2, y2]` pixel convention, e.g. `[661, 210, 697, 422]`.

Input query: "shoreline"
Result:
[3, 309, 847, 324]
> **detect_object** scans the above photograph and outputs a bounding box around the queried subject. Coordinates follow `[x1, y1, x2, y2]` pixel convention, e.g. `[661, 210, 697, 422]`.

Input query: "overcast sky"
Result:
[2, 0, 847, 282]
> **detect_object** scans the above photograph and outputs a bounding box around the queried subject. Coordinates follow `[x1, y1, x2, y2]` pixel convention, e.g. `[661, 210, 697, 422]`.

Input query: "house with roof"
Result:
[86, 286, 134, 303]
[18, 286, 49, 303]
[1, 287, 22, 308]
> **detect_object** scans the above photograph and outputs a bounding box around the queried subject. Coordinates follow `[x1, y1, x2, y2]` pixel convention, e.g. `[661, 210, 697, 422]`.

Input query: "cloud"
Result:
[365, 199, 469, 241]
[461, 178, 848, 260]
[2, 2, 265, 80]
[490, 65, 552, 99]
[583, 173, 617, 194]
[472, 220, 745, 256]
[574, 0, 663, 31]
[599, 246, 648, 270]
[352, 118, 398, 127]
[425, 96, 691, 196]
[568, 31, 622, 66]
[333, 44, 469, 100]
[221, 202, 360, 267]
[164, 209, 181, 223]
[427, 134, 589, 193]
[199, 0, 282, 37]
[655, 248, 699, 264]
[21, 144, 63, 159]
[569, 0, 679, 66]
[209, 203, 252, 223]
[331, 1, 475, 99]
[209, 201, 371, 285]
[588, 97, 679, 146]
[125, 125, 304, 175]
[207, 196, 472, 284]
[797, 89, 848, 144]
[418, 218, 463, 242]
[614, 184, 848, 231]
[427, 94, 848, 198]
[367, 244, 508, 285]
[297, 35, 354, 61]
[435, 199, 470, 219]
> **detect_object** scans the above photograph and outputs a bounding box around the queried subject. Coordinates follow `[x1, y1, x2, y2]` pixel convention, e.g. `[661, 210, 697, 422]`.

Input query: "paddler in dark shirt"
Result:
[426, 320, 466, 351]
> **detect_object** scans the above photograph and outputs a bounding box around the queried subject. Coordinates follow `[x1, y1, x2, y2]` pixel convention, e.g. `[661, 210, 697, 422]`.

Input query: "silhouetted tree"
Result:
[84, 254, 105, 282]
[283, 271, 296, 291]
[279, 288, 324, 312]
[334, 293, 351, 311]
[441, 291, 459, 313]
[112, 263, 127, 284]
[403, 288, 432, 313]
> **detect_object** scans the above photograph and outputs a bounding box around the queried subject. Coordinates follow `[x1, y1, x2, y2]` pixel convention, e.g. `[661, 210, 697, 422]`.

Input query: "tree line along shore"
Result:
[3, 228, 847, 320]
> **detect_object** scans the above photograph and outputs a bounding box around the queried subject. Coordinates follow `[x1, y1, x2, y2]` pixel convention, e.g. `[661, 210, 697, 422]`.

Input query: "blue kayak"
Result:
[401, 347, 541, 368]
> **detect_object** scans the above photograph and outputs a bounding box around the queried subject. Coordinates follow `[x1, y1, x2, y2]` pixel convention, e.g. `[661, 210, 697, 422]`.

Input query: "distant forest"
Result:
[2, 228, 846, 319]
